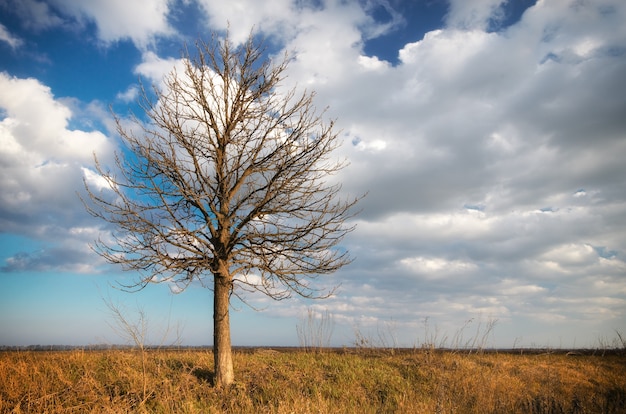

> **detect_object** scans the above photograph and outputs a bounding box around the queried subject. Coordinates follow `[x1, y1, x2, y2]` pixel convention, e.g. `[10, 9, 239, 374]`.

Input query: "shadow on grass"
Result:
[191, 367, 215, 384]
[163, 358, 215, 385]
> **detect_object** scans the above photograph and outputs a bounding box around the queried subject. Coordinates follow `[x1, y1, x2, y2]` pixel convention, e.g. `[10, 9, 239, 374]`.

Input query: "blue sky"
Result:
[1, 0, 625, 348]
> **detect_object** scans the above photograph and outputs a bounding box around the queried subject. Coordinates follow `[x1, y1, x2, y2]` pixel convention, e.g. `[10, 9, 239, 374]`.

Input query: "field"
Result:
[1, 348, 625, 413]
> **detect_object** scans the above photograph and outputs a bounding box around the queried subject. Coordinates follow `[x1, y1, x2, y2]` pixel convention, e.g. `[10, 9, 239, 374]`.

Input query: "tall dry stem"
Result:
[297, 307, 334, 352]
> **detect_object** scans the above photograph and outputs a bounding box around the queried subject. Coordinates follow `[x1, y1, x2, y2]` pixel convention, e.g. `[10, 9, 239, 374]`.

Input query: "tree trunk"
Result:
[213, 269, 234, 387]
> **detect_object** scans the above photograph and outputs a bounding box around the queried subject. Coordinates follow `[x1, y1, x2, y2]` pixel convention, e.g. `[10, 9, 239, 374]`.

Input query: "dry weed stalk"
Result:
[103, 295, 183, 403]
[297, 307, 335, 352]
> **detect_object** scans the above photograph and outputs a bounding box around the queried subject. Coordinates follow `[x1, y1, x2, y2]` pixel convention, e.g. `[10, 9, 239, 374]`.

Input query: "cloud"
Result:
[135, 51, 185, 84]
[115, 85, 139, 103]
[322, 1, 626, 219]
[2, 0, 624, 346]
[0, 23, 23, 49]
[243, 0, 626, 344]
[2, 0, 175, 48]
[0, 73, 115, 272]
[445, 0, 507, 31]
[125, 0, 625, 344]
[195, 0, 404, 47]
[1, 243, 99, 274]
[51, 0, 174, 48]
[1, 0, 64, 31]
[195, 0, 296, 45]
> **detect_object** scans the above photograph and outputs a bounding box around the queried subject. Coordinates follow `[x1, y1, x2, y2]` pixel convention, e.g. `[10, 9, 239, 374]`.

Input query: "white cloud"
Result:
[115, 85, 139, 103]
[81, 167, 112, 192]
[498, 280, 546, 296]
[3, 0, 174, 48]
[195, 0, 405, 50]
[0, 23, 23, 49]
[352, 137, 387, 152]
[196, 0, 296, 45]
[401, 256, 478, 277]
[0, 73, 114, 271]
[357, 55, 390, 71]
[135, 51, 185, 85]
[540, 243, 597, 268]
[0, 74, 110, 165]
[445, 0, 507, 31]
[52, 0, 174, 47]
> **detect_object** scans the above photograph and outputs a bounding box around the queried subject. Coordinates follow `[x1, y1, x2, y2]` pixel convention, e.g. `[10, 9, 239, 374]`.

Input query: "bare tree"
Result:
[83, 33, 359, 387]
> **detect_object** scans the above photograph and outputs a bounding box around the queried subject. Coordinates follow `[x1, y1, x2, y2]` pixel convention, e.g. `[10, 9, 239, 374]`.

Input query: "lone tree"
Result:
[84, 33, 359, 387]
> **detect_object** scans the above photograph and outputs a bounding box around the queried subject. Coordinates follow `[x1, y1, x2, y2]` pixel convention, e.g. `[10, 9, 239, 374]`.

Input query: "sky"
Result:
[1, 0, 625, 349]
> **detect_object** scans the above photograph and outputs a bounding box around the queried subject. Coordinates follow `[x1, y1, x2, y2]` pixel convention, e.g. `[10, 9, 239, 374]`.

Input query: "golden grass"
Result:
[1, 348, 625, 413]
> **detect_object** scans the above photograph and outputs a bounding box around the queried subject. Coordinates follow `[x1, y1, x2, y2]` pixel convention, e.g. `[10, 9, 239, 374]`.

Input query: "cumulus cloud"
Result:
[195, 0, 296, 45]
[324, 1, 626, 219]
[2, 0, 174, 48]
[115, 85, 139, 103]
[235, 0, 626, 345]
[195, 0, 403, 48]
[1, 0, 624, 346]
[116, 0, 624, 345]
[135, 51, 185, 85]
[445, 0, 507, 31]
[52, 0, 174, 48]
[0, 73, 114, 271]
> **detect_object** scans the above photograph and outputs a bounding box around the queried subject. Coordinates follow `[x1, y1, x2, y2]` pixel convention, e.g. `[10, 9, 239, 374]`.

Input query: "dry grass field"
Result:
[1, 348, 625, 413]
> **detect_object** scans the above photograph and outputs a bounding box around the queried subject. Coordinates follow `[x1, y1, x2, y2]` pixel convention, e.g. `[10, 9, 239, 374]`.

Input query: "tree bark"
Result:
[213, 267, 234, 387]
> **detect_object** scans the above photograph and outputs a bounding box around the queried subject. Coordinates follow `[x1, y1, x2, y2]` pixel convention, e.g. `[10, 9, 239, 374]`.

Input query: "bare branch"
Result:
[83, 32, 362, 387]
